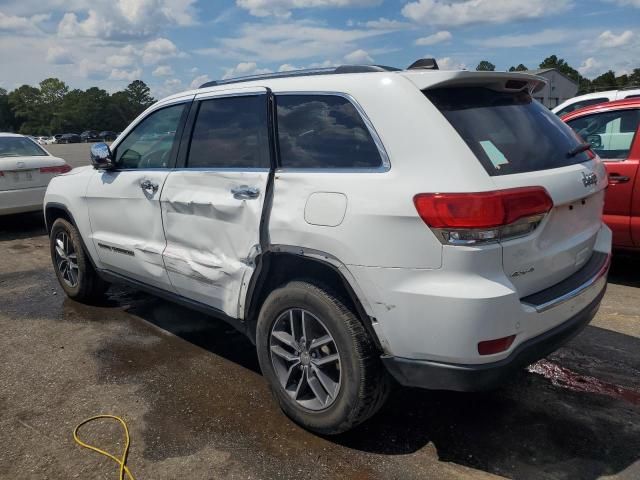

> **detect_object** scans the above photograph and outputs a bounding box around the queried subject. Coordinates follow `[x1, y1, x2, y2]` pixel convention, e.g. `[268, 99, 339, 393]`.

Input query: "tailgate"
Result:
[493, 163, 607, 297]
[422, 81, 608, 297]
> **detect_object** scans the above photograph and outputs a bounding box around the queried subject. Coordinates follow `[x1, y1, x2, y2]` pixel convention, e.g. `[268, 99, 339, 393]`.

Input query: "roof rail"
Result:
[199, 64, 401, 88]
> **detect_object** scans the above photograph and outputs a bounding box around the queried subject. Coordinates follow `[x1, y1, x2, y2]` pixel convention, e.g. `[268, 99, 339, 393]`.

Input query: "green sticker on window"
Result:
[480, 140, 509, 169]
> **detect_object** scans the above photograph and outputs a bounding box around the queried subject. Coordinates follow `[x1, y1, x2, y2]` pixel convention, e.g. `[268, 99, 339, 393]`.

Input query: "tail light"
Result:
[414, 187, 553, 245]
[40, 164, 72, 175]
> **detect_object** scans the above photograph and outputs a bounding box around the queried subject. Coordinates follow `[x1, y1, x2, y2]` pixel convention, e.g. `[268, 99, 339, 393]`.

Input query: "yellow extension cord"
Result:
[73, 415, 135, 480]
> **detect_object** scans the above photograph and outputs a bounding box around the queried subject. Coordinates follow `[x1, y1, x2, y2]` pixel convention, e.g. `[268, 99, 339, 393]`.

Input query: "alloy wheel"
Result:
[269, 308, 341, 411]
[54, 231, 79, 288]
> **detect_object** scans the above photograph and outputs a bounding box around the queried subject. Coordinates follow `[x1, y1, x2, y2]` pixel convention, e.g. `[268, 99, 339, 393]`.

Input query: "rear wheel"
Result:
[256, 280, 390, 434]
[50, 218, 109, 302]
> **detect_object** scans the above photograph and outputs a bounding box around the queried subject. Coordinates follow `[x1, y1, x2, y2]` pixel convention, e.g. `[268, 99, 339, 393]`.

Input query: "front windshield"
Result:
[0, 137, 48, 157]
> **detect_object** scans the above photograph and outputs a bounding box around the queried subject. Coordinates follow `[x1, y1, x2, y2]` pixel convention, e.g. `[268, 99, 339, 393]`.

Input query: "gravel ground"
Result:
[1, 144, 639, 479]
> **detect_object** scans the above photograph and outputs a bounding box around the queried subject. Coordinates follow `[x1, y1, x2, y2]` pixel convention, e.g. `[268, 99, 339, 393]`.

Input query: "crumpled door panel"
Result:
[160, 170, 269, 316]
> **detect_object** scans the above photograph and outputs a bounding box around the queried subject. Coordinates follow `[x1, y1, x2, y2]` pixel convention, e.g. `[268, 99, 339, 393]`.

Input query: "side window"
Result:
[186, 95, 269, 169]
[567, 109, 640, 160]
[115, 103, 186, 169]
[557, 98, 608, 117]
[276, 94, 383, 169]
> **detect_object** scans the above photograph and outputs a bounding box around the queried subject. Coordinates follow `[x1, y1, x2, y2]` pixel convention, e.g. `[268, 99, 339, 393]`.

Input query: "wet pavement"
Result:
[1, 211, 639, 480]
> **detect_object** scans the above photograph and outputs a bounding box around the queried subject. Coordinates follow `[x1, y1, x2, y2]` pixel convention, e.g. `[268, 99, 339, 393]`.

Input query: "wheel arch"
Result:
[244, 246, 382, 351]
[44, 202, 100, 271]
[44, 202, 76, 233]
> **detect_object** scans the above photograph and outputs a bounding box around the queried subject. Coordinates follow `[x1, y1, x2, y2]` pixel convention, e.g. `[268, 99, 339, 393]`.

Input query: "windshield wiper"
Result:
[567, 142, 592, 158]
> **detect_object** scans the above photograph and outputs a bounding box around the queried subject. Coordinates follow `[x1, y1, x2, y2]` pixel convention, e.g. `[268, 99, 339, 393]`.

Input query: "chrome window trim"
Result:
[275, 167, 388, 173]
[194, 88, 268, 101]
[274, 91, 391, 173]
[172, 167, 271, 173]
[103, 167, 271, 173]
[108, 168, 171, 173]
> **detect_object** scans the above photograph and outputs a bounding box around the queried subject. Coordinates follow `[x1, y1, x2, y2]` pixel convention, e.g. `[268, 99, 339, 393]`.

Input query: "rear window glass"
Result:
[425, 87, 591, 176]
[0, 136, 48, 157]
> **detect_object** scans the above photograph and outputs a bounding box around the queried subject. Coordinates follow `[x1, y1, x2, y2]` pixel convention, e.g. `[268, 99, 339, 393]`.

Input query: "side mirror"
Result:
[586, 134, 602, 149]
[90, 143, 115, 170]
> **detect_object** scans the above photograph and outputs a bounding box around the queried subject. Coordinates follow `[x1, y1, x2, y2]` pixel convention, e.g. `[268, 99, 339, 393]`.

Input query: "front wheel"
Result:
[50, 218, 109, 302]
[256, 281, 390, 434]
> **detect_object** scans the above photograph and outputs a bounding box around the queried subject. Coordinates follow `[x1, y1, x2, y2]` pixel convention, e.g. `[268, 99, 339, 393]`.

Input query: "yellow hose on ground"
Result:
[73, 415, 135, 480]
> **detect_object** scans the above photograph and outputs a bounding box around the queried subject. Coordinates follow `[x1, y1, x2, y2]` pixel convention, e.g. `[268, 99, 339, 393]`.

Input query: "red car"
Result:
[562, 98, 640, 250]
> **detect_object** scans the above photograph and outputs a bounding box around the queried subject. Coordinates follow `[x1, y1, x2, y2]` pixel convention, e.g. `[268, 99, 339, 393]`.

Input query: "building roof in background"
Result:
[525, 68, 579, 86]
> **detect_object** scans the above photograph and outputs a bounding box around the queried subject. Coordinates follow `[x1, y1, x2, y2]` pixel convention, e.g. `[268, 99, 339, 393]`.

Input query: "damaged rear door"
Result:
[160, 87, 272, 317]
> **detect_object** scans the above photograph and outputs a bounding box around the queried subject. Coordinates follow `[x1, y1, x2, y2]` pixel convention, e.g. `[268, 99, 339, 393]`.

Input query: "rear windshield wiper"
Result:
[567, 142, 592, 158]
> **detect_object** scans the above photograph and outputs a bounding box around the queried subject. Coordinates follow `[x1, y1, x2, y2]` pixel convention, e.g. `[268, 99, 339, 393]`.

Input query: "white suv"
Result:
[553, 88, 640, 116]
[44, 62, 612, 434]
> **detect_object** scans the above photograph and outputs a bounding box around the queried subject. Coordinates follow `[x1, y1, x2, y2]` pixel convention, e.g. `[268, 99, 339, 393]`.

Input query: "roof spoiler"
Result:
[411, 71, 547, 94]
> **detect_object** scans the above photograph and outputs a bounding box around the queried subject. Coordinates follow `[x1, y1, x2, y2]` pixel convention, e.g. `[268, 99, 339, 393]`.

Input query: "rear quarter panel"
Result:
[268, 74, 497, 269]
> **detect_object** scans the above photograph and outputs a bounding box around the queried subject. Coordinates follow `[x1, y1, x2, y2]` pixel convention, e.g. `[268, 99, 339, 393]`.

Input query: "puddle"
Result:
[528, 359, 640, 405]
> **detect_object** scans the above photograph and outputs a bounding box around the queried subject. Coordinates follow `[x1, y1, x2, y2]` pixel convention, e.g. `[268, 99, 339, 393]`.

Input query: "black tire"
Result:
[256, 280, 391, 435]
[50, 218, 109, 302]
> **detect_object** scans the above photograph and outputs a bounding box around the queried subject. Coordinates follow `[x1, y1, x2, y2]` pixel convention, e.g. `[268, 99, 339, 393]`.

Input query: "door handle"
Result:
[140, 179, 159, 195]
[231, 185, 260, 200]
[608, 174, 630, 184]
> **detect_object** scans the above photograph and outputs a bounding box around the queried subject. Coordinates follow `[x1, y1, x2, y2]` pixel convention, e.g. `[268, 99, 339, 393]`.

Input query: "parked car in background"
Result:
[99, 131, 118, 142]
[81, 130, 101, 143]
[563, 98, 640, 250]
[45, 64, 611, 434]
[35, 136, 49, 145]
[49, 134, 64, 144]
[0, 133, 71, 215]
[554, 88, 640, 117]
[58, 133, 81, 144]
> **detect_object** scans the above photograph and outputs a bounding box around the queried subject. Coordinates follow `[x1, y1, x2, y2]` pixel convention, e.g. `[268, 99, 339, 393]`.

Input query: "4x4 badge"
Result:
[511, 267, 535, 278]
[582, 172, 598, 187]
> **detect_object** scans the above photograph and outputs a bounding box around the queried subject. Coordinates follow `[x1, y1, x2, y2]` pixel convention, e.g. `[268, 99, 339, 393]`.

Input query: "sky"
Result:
[0, 0, 639, 98]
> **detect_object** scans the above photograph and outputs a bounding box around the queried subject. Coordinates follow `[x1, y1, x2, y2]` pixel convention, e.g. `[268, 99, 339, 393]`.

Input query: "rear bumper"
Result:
[0, 187, 46, 215]
[381, 286, 606, 391]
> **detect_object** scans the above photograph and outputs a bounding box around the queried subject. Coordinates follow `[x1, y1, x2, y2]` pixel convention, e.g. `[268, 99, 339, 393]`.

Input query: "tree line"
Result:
[0, 79, 155, 136]
[2, 55, 640, 135]
[476, 55, 640, 95]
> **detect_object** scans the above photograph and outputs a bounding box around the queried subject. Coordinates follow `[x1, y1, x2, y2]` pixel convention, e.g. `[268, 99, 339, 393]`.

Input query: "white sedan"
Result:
[0, 133, 72, 215]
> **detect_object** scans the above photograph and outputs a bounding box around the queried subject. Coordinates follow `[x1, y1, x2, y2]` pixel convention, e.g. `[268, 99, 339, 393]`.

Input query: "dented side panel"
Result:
[160, 170, 269, 317]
